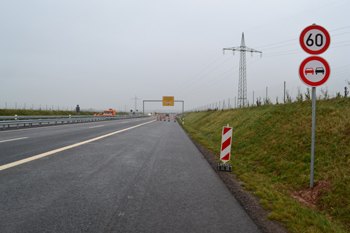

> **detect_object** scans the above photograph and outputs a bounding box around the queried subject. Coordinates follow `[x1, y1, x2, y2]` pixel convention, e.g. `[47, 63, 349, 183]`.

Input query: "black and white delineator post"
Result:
[217, 124, 233, 172]
[299, 24, 331, 189]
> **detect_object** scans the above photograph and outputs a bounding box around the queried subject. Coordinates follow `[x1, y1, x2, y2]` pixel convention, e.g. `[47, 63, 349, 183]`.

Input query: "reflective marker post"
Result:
[217, 124, 233, 172]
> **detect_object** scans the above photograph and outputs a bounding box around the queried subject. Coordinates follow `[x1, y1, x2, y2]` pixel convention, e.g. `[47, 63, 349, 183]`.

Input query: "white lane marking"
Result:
[89, 125, 105, 129]
[118, 212, 125, 217]
[0, 124, 71, 133]
[0, 120, 156, 172]
[0, 137, 28, 143]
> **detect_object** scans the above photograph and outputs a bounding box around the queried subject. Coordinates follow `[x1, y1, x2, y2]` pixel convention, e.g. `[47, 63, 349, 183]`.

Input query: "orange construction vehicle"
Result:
[103, 109, 116, 116]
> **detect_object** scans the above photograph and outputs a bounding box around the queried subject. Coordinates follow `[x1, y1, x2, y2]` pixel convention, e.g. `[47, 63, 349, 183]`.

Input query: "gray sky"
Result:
[1, 0, 349, 113]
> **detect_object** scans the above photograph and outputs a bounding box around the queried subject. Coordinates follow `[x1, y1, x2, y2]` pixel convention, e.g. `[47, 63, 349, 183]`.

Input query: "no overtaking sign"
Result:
[299, 56, 330, 87]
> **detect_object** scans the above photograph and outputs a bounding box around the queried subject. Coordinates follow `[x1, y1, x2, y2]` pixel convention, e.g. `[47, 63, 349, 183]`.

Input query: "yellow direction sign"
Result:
[163, 96, 174, 106]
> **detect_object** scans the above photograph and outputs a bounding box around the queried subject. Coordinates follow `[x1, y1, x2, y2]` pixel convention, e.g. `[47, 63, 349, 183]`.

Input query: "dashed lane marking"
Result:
[0, 137, 28, 143]
[89, 125, 105, 129]
[118, 212, 125, 217]
[0, 120, 155, 172]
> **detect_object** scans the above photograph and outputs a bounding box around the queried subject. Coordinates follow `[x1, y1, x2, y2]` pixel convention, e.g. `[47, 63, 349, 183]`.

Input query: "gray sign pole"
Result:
[310, 86, 316, 189]
[300, 24, 331, 190]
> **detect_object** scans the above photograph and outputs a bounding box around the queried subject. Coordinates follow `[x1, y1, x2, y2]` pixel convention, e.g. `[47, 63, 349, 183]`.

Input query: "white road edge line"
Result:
[0, 120, 156, 172]
[0, 137, 28, 143]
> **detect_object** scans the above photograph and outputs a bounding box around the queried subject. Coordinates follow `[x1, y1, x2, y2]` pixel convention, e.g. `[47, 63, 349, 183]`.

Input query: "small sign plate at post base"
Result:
[217, 163, 232, 172]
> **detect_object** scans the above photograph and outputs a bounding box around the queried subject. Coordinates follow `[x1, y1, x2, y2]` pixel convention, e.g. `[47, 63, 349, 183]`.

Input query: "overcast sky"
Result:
[1, 0, 349, 113]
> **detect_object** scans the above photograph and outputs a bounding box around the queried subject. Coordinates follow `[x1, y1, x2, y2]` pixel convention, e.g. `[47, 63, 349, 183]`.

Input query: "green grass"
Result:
[180, 97, 350, 233]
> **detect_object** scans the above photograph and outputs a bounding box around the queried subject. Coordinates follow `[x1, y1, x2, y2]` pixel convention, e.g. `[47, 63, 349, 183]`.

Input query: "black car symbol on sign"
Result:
[315, 67, 324, 75]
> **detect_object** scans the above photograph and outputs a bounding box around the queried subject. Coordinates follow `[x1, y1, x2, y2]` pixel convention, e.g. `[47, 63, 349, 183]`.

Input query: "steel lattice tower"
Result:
[223, 33, 262, 107]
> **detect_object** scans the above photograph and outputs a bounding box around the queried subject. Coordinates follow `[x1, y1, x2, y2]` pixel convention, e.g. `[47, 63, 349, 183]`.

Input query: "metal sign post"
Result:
[310, 86, 316, 188]
[299, 24, 331, 189]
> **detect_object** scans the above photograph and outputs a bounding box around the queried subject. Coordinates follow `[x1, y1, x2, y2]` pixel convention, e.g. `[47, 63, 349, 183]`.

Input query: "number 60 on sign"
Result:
[299, 25, 331, 55]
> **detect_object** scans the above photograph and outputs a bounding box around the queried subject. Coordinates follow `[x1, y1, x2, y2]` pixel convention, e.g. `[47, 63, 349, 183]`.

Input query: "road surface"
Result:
[0, 117, 260, 232]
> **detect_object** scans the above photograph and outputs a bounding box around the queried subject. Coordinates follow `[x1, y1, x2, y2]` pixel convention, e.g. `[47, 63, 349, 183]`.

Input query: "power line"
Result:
[245, 0, 345, 33]
[262, 42, 298, 51]
[173, 55, 234, 95]
[256, 39, 296, 49]
[330, 25, 350, 31]
[255, 26, 350, 50]
[171, 54, 224, 94]
[181, 56, 261, 100]
[263, 41, 350, 58]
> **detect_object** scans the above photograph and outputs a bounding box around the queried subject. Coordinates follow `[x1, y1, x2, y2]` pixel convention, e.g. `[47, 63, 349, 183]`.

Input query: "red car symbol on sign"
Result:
[305, 68, 314, 75]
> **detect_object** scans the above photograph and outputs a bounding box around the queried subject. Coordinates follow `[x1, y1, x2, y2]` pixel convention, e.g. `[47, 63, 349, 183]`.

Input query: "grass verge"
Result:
[180, 97, 350, 233]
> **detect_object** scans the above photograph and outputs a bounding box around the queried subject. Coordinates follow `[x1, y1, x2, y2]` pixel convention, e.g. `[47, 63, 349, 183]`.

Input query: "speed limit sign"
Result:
[300, 25, 331, 55]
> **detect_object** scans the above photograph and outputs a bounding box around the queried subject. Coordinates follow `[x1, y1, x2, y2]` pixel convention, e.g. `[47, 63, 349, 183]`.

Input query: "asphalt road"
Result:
[0, 117, 261, 232]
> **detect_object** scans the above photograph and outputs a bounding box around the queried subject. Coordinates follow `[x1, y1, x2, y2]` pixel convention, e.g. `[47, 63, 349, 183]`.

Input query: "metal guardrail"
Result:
[0, 115, 147, 130]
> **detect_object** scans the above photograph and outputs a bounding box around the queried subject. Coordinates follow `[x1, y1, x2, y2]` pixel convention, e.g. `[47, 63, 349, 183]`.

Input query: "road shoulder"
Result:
[183, 128, 289, 233]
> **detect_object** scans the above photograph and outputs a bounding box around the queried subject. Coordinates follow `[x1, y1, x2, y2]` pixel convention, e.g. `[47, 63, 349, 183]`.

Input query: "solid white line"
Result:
[0, 120, 156, 172]
[0, 137, 28, 143]
[89, 125, 105, 129]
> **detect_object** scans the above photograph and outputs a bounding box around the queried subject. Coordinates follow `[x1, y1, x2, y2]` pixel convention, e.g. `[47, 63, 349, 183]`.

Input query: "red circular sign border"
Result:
[299, 56, 330, 87]
[299, 25, 331, 55]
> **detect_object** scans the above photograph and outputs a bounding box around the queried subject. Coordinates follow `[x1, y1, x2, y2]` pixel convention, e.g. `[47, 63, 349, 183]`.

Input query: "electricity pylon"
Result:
[223, 33, 262, 107]
[131, 95, 140, 113]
